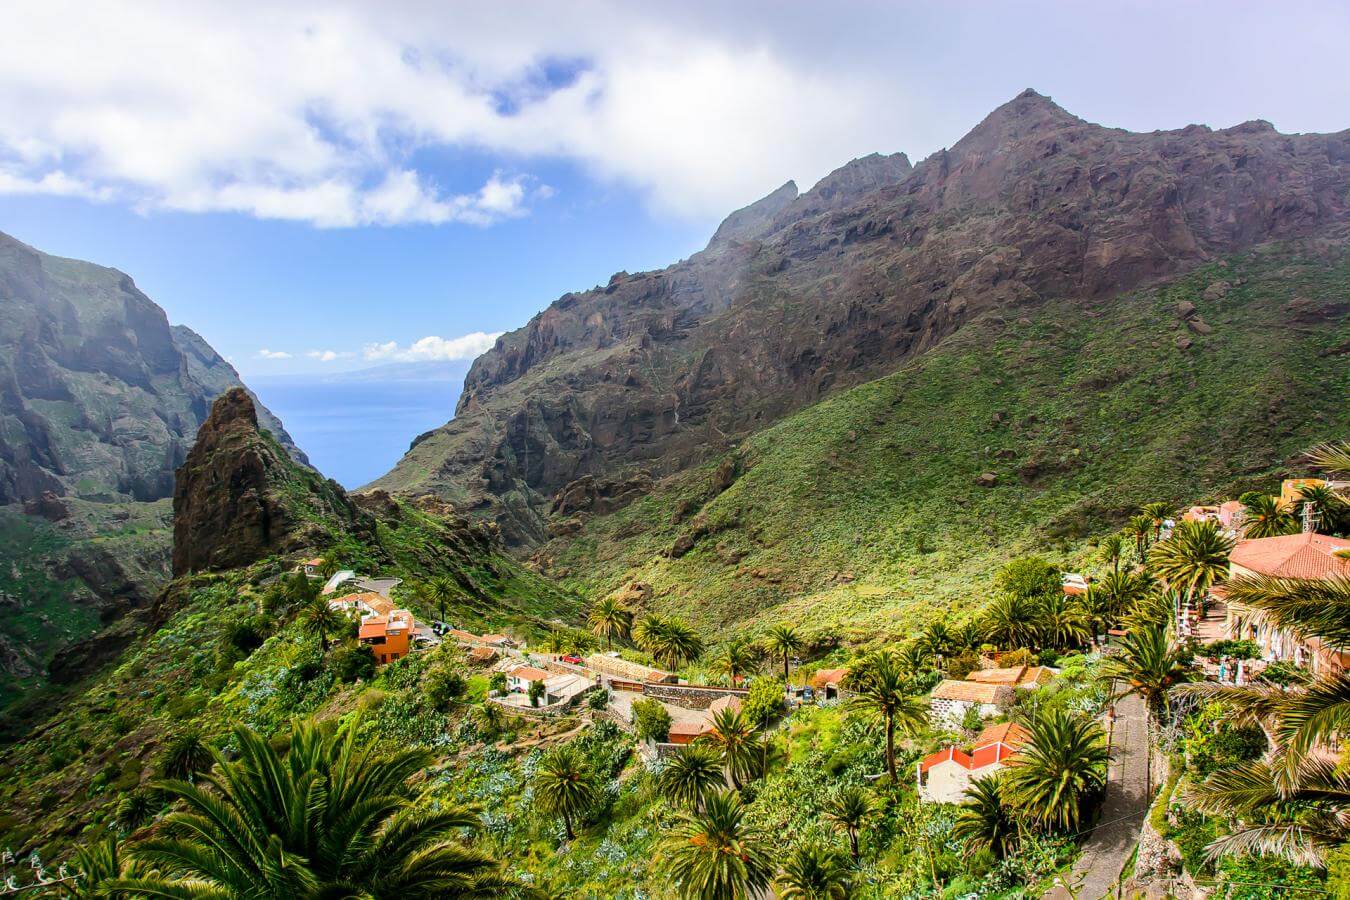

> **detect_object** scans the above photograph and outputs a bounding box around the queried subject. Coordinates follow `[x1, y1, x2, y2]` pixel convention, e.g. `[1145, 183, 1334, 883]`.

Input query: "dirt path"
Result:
[1044, 692, 1151, 900]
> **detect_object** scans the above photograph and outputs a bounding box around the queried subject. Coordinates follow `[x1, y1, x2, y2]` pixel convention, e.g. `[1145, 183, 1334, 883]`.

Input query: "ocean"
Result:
[249, 372, 463, 489]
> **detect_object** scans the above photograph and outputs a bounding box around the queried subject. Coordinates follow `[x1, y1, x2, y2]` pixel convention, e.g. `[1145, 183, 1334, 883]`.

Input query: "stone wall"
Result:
[643, 682, 749, 710]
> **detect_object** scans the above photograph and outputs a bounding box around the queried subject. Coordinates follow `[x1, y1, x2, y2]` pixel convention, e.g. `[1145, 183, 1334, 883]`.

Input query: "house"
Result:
[1061, 573, 1090, 597]
[329, 591, 394, 620]
[467, 646, 498, 665]
[359, 610, 414, 665]
[479, 634, 517, 649]
[667, 720, 711, 745]
[1280, 478, 1350, 508]
[918, 722, 1030, 803]
[708, 695, 743, 716]
[584, 654, 677, 684]
[808, 668, 850, 701]
[966, 665, 1056, 690]
[1223, 532, 1350, 675]
[505, 665, 551, 694]
[299, 557, 325, 578]
[929, 680, 1016, 728]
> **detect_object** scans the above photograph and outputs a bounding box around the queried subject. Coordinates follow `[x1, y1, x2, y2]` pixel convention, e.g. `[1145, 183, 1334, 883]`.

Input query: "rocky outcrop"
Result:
[0, 231, 304, 505]
[372, 89, 1350, 546]
[172, 388, 370, 576]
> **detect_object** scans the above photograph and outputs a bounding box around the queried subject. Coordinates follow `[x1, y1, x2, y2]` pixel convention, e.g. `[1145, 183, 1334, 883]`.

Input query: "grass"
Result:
[541, 243, 1350, 646]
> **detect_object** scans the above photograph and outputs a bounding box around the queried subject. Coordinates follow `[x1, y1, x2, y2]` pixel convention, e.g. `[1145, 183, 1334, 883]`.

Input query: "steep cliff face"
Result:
[372, 90, 1350, 545]
[172, 388, 370, 576]
[0, 231, 305, 505]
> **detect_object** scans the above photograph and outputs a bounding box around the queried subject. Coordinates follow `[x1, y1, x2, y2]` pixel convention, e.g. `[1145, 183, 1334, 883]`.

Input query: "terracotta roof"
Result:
[508, 665, 550, 682]
[931, 680, 1015, 704]
[467, 646, 498, 663]
[920, 746, 974, 772]
[967, 666, 1026, 686]
[669, 720, 712, 737]
[975, 721, 1031, 749]
[358, 616, 389, 639]
[1230, 532, 1350, 580]
[480, 634, 512, 645]
[446, 628, 481, 642]
[301, 557, 324, 567]
[709, 695, 743, 716]
[809, 667, 849, 690]
[971, 739, 1021, 769]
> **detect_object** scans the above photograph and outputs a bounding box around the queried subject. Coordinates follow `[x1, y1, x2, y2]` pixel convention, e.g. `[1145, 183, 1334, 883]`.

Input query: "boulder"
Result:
[1202, 280, 1231, 301]
[1187, 318, 1214, 335]
[974, 472, 999, 487]
[1174, 299, 1197, 319]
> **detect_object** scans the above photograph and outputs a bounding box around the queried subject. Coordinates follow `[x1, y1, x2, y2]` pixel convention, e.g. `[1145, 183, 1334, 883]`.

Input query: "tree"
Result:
[474, 701, 505, 740]
[914, 620, 954, 668]
[1036, 592, 1090, 651]
[1298, 483, 1348, 535]
[1098, 533, 1126, 576]
[632, 697, 673, 742]
[1308, 439, 1350, 475]
[847, 650, 927, 783]
[658, 744, 724, 810]
[1240, 494, 1298, 539]
[1141, 501, 1173, 543]
[742, 677, 786, 728]
[1147, 519, 1234, 623]
[534, 745, 597, 841]
[298, 594, 344, 652]
[634, 614, 705, 669]
[426, 575, 459, 625]
[952, 775, 1017, 859]
[1127, 514, 1154, 559]
[1100, 624, 1192, 722]
[1003, 709, 1110, 832]
[285, 570, 319, 605]
[111, 717, 508, 897]
[157, 730, 214, 782]
[776, 842, 851, 899]
[661, 789, 774, 900]
[823, 784, 873, 862]
[527, 678, 545, 708]
[982, 592, 1040, 649]
[588, 595, 634, 651]
[762, 623, 804, 691]
[714, 637, 759, 687]
[113, 790, 156, 833]
[65, 836, 142, 899]
[995, 556, 1061, 601]
[699, 706, 763, 790]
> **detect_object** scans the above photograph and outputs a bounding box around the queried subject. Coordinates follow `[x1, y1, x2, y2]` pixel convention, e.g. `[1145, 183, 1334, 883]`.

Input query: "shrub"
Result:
[995, 556, 1061, 601]
[587, 688, 610, 711]
[222, 616, 268, 654]
[489, 671, 507, 693]
[1257, 661, 1306, 686]
[631, 698, 672, 742]
[1217, 853, 1324, 899]
[1181, 702, 1265, 779]
[1000, 647, 1036, 667]
[330, 644, 376, 683]
[743, 677, 785, 727]
[1202, 639, 1260, 660]
[527, 678, 545, 708]
[945, 649, 982, 680]
[424, 666, 466, 710]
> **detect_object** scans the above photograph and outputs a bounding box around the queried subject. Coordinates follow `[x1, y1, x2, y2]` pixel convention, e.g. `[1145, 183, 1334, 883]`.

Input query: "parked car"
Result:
[561, 654, 583, 665]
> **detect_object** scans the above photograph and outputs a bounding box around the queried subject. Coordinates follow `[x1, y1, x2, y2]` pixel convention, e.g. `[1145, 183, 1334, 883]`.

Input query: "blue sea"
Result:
[249, 370, 464, 489]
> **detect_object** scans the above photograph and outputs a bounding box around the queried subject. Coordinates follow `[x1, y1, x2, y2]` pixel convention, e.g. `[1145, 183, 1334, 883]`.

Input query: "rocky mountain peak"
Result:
[706, 179, 800, 247]
[172, 388, 370, 576]
[946, 88, 1082, 160]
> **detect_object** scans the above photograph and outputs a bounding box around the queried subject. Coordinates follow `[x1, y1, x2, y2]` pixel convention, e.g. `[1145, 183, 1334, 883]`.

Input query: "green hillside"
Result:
[539, 241, 1350, 643]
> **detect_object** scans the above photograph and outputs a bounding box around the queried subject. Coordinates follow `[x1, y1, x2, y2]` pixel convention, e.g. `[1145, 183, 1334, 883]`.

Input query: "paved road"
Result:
[1044, 692, 1150, 900]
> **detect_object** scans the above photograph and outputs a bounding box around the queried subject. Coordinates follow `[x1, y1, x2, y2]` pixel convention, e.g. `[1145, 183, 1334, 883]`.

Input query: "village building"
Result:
[929, 680, 1016, 728]
[584, 653, 677, 685]
[329, 590, 395, 620]
[359, 609, 414, 665]
[1223, 532, 1350, 676]
[505, 665, 551, 694]
[299, 557, 325, 577]
[966, 665, 1056, 690]
[667, 720, 710, 745]
[918, 722, 1031, 803]
[808, 667, 850, 701]
[467, 646, 498, 665]
[479, 633, 518, 649]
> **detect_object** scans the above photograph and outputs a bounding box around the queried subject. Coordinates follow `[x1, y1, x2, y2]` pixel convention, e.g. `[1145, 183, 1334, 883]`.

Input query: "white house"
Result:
[918, 722, 1030, 803]
[929, 680, 1015, 729]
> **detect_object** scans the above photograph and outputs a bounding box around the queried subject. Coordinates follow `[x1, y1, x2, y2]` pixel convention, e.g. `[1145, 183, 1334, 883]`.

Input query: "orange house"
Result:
[359, 610, 413, 665]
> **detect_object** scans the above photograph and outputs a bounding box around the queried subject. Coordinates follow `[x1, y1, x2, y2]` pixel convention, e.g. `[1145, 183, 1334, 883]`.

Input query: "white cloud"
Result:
[363, 332, 503, 363]
[1, 2, 1346, 225]
[306, 349, 353, 362]
[256, 348, 292, 359]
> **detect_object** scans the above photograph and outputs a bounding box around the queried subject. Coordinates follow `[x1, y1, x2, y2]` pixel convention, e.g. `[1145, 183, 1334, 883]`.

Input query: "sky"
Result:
[2, 0, 1349, 376]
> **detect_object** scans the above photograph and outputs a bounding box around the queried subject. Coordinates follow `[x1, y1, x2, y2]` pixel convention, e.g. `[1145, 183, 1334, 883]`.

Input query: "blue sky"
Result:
[2, 1, 1348, 377]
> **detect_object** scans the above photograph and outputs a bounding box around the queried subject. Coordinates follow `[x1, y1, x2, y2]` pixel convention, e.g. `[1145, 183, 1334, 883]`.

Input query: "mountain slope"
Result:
[534, 240, 1349, 640]
[372, 90, 1350, 546]
[0, 230, 304, 505]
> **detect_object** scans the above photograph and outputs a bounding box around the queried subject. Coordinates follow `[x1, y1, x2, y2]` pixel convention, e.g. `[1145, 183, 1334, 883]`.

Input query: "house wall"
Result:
[921, 763, 971, 804]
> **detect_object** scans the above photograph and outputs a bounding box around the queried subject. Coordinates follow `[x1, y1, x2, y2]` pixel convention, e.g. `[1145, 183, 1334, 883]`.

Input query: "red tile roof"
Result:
[669, 720, 713, 737]
[333, 591, 394, 617]
[809, 668, 849, 690]
[920, 746, 974, 772]
[1230, 532, 1350, 580]
[975, 721, 1031, 749]
[931, 680, 1015, 704]
[508, 665, 550, 682]
[920, 722, 1030, 773]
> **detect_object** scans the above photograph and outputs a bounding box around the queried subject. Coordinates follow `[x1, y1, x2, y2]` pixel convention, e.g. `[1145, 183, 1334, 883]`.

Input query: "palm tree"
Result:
[474, 701, 505, 740]
[634, 614, 705, 670]
[1307, 439, 1350, 475]
[1036, 592, 1090, 651]
[847, 650, 927, 783]
[1297, 483, 1347, 535]
[699, 707, 763, 790]
[1003, 709, 1110, 832]
[1077, 585, 1114, 645]
[1098, 570, 1152, 621]
[823, 784, 873, 862]
[1240, 493, 1298, 539]
[714, 637, 759, 687]
[111, 717, 507, 897]
[776, 842, 851, 899]
[158, 730, 214, 782]
[982, 592, 1040, 649]
[661, 789, 774, 900]
[1141, 501, 1173, 543]
[952, 775, 1017, 859]
[64, 836, 142, 898]
[658, 744, 724, 810]
[285, 570, 319, 605]
[1147, 519, 1234, 624]
[914, 620, 954, 669]
[113, 790, 156, 833]
[1099, 624, 1192, 722]
[762, 623, 804, 692]
[298, 594, 344, 652]
[588, 595, 633, 651]
[1098, 533, 1126, 576]
[534, 745, 597, 841]
[1127, 514, 1154, 559]
[426, 575, 459, 625]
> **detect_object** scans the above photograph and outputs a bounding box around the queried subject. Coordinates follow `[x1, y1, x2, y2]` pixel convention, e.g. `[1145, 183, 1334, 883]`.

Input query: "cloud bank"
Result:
[363, 332, 503, 363]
